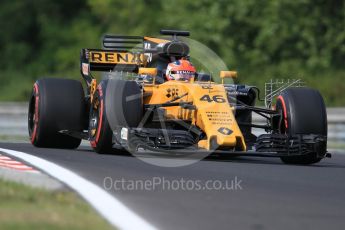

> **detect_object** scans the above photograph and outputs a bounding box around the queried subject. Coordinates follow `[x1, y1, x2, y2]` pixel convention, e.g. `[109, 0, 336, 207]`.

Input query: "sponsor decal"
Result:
[166, 88, 179, 98]
[172, 70, 195, 74]
[121, 127, 128, 140]
[82, 63, 89, 75]
[89, 51, 145, 64]
[217, 127, 233, 135]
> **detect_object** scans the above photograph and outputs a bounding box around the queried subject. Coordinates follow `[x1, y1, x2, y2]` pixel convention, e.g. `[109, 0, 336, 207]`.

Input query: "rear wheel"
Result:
[28, 78, 85, 149]
[275, 87, 327, 164]
[89, 79, 143, 153]
[89, 81, 113, 154]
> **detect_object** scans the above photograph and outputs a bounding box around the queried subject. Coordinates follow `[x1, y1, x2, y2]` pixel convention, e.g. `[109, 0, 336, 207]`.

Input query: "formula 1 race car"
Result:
[28, 30, 330, 164]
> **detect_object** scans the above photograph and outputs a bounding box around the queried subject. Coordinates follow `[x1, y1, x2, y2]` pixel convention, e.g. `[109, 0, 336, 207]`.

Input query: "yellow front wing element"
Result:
[143, 81, 246, 151]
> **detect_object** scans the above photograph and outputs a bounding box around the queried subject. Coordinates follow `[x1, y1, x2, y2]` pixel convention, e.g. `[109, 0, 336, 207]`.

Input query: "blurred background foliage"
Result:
[0, 0, 344, 105]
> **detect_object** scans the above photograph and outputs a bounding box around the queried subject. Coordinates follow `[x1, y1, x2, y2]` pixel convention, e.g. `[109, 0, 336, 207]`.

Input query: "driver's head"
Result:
[165, 59, 196, 81]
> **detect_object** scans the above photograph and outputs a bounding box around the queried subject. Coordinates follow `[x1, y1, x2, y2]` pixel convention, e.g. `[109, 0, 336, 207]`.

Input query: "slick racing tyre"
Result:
[89, 79, 143, 153]
[275, 87, 327, 164]
[28, 78, 85, 149]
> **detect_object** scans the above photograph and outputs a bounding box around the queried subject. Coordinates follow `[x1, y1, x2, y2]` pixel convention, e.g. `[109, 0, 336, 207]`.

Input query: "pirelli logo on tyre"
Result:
[89, 51, 145, 64]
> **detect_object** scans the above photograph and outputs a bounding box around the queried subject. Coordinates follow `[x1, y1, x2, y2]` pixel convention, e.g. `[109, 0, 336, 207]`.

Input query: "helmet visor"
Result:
[170, 71, 195, 81]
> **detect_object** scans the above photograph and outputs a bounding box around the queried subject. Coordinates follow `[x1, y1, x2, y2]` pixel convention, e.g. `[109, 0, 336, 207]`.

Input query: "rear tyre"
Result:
[275, 87, 327, 164]
[28, 78, 85, 149]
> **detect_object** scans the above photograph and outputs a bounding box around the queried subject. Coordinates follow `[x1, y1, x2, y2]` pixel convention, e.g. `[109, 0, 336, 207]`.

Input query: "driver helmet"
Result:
[165, 59, 196, 81]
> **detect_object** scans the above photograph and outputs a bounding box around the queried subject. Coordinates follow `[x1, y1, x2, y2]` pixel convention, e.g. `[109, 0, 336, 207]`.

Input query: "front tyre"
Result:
[275, 87, 327, 164]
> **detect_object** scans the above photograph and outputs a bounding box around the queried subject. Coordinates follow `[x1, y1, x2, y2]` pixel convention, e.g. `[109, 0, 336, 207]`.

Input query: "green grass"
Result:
[0, 178, 115, 230]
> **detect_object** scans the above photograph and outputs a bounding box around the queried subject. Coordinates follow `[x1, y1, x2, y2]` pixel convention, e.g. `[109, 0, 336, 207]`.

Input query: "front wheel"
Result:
[275, 87, 327, 164]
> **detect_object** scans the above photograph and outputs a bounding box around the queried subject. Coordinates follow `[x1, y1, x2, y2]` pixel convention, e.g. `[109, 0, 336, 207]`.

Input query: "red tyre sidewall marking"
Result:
[277, 95, 288, 129]
[31, 83, 39, 144]
[90, 85, 104, 147]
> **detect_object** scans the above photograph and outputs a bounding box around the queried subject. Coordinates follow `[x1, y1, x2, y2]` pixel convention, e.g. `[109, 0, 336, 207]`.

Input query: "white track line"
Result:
[0, 148, 157, 230]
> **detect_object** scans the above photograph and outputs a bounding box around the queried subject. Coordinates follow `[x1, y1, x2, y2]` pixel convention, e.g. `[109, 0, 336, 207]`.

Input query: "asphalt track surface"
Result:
[1, 143, 345, 230]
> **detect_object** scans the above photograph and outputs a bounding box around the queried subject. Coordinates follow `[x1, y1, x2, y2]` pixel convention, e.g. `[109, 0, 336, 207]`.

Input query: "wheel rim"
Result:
[89, 99, 100, 139]
[275, 98, 287, 134]
[28, 84, 39, 143]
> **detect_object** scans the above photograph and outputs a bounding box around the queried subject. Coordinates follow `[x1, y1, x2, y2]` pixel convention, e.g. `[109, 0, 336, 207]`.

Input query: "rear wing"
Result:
[80, 35, 146, 84]
[80, 30, 190, 85]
